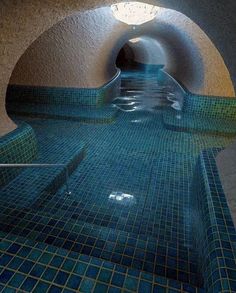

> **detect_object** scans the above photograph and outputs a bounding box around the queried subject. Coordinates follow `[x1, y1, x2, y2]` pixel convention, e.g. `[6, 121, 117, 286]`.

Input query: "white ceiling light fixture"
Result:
[111, 2, 159, 26]
[129, 37, 141, 43]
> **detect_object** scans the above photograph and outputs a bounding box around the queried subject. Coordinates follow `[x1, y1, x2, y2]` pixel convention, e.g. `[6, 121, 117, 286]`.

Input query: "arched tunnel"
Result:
[1, 2, 236, 292]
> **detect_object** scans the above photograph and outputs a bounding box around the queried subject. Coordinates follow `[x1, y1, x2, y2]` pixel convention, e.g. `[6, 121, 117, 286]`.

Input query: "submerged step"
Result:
[0, 199, 204, 288]
[163, 110, 236, 135]
[0, 231, 204, 292]
[2, 71, 233, 293]
[7, 103, 119, 124]
[0, 142, 86, 210]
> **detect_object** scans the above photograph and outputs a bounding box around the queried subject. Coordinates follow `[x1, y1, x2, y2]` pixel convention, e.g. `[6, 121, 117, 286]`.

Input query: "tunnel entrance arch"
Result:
[2, 3, 235, 136]
[116, 36, 166, 71]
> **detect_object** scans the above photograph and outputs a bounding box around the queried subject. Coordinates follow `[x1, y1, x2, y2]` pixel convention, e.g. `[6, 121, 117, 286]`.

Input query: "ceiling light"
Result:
[129, 38, 141, 43]
[111, 2, 159, 26]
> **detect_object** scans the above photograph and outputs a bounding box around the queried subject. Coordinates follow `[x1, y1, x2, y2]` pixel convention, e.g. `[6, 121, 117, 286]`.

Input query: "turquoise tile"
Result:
[41, 267, 57, 282]
[8, 273, 25, 288]
[20, 277, 37, 292]
[79, 278, 95, 293]
[33, 281, 50, 293]
[66, 274, 82, 290]
[73, 262, 88, 275]
[124, 276, 139, 291]
[94, 282, 109, 293]
[1, 69, 236, 293]
[98, 269, 113, 283]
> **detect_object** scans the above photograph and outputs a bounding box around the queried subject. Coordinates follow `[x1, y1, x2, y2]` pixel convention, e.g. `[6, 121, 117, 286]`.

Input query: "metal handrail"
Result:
[0, 163, 71, 195]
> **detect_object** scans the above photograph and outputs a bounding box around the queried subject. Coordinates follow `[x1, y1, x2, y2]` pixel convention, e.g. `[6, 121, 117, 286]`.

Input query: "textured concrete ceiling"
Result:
[9, 7, 234, 98]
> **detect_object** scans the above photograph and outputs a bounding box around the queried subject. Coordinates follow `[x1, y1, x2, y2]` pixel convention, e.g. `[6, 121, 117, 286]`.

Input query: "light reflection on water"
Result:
[108, 191, 137, 206]
[113, 77, 182, 113]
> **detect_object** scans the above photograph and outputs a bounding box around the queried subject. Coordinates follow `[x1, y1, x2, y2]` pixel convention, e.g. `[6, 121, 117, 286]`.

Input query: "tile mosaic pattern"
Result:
[1, 70, 236, 292]
[192, 148, 236, 293]
[163, 110, 236, 136]
[183, 93, 236, 120]
[0, 196, 203, 287]
[6, 71, 121, 124]
[7, 70, 120, 107]
[7, 104, 119, 124]
[0, 111, 233, 292]
[0, 231, 204, 292]
[7, 84, 101, 106]
[0, 122, 37, 186]
[0, 118, 86, 209]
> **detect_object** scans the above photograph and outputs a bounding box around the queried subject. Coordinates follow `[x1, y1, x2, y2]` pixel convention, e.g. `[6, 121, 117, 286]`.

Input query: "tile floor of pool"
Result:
[0, 71, 235, 292]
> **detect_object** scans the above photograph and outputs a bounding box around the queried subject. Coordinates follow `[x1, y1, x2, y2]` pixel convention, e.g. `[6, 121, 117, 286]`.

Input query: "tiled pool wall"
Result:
[3, 71, 120, 185]
[183, 93, 236, 120]
[0, 123, 38, 187]
[192, 148, 236, 292]
[7, 70, 121, 107]
[177, 88, 236, 292]
[0, 230, 202, 293]
[157, 69, 236, 120]
[158, 72, 236, 291]
[2, 69, 236, 291]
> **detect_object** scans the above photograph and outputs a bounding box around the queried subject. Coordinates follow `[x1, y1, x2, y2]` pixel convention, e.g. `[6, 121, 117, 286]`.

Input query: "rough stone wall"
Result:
[9, 8, 233, 97]
[9, 8, 125, 88]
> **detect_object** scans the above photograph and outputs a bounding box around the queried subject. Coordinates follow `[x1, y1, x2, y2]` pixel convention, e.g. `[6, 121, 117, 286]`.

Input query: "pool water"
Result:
[0, 70, 235, 292]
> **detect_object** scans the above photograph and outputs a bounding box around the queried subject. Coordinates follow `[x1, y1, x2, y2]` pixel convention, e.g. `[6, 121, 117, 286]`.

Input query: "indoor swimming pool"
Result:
[1, 71, 236, 292]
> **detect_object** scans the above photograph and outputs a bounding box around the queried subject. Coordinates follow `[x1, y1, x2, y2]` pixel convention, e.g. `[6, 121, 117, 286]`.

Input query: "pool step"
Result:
[34, 191, 191, 246]
[0, 200, 204, 288]
[163, 110, 236, 136]
[0, 162, 193, 246]
[0, 141, 86, 210]
[0, 231, 204, 292]
[7, 103, 119, 124]
[34, 148, 193, 247]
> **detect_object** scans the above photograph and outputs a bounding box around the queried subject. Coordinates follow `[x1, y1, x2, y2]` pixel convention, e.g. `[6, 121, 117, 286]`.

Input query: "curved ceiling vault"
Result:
[10, 7, 234, 96]
[1, 0, 236, 136]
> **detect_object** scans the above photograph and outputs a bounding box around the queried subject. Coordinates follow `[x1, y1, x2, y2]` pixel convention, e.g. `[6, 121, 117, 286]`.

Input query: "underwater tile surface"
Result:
[1, 70, 236, 292]
[163, 110, 236, 136]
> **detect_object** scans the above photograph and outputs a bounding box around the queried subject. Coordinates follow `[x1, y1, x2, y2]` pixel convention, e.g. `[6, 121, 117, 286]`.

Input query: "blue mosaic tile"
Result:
[79, 278, 95, 292]
[20, 276, 37, 292]
[8, 272, 25, 288]
[0, 122, 37, 186]
[6, 71, 121, 123]
[183, 93, 236, 120]
[66, 274, 82, 290]
[192, 148, 236, 292]
[1, 69, 236, 292]
[0, 269, 14, 284]
[33, 281, 50, 293]
[7, 104, 119, 124]
[7, 70, 121, 107]
[163, 109, 236, 136]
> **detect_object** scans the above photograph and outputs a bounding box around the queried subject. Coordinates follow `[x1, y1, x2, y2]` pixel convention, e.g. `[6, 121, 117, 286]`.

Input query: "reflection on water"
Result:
[176, 114, 182, 120]
[109, 191, 136, 206]
[113, 73, 182, 112]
